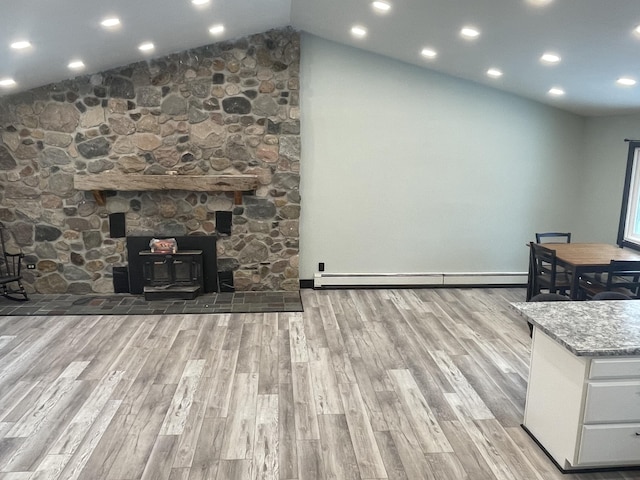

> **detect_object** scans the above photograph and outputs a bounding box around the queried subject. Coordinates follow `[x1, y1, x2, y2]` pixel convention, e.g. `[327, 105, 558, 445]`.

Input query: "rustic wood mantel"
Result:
[73, 173, 259, 205]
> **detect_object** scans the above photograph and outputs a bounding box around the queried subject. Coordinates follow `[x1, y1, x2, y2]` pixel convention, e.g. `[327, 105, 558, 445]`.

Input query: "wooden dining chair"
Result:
[535, 232, 571, 243]
[580, 260, 640, 299]
[530, 242, 572, 298]
[533, 232, 572, 282]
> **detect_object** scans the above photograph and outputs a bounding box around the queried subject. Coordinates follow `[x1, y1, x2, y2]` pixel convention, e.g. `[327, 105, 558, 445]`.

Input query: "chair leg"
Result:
[1, 280, 29, 301]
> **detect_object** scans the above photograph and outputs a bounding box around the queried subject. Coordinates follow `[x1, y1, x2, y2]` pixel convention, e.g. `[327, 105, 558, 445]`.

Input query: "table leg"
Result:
[569, 266, 581, 300]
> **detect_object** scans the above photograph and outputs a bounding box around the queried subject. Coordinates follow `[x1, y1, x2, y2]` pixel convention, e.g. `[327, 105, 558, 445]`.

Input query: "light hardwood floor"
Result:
[0, 288, 639, 480]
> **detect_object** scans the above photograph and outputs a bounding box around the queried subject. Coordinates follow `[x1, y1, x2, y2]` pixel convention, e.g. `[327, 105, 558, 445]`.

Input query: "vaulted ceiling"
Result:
[2, 0, 640, 116]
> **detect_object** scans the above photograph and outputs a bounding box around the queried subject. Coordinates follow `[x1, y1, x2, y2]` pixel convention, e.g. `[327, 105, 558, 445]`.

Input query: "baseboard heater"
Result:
[313, 271, 527, 288]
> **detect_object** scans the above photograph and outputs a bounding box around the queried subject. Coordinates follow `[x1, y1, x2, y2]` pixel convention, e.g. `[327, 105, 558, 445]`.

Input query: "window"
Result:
[617, 141, 640, 250]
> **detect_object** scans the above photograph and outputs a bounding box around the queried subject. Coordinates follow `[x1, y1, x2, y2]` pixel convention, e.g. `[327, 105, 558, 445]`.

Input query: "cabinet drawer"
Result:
[584, 381, 640, 423]
[578, 424, 640, 465]
[590, 358, 640, 379]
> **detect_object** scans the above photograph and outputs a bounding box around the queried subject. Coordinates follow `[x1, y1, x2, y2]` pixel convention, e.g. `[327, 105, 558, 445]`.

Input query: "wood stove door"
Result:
[173, 257, 201, 286]
[143, 255, 172, 287]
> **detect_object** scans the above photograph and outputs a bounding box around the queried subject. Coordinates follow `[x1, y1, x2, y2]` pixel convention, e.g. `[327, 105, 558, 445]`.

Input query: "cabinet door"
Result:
[578, 424, 640, 465]
[584, 381, 640, 423]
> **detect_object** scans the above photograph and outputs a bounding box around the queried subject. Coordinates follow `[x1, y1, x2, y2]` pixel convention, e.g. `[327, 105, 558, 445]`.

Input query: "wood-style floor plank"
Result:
[296, 439, 324, 480]
[1, 289, 639, 480]
[220, 372, 258, 460]
[278, 382, 298, 480]
[140, 435, 180, 480]
[215, 459, 250, 480]
[106, 383, 175, 480]
[251, 394, 279, 480]
[236, 323, 263, 374]
[373, 430, 409, 480]
[388, 428, 436, 480]
[317, 415, 361, 480]
[338, 382, 386, 479]
[288, 314, 309, 363]
[171, 364, 209, 470]
[187, 416, 225, 480]
[56, 399, 122, 480]
[71, 408, 136, 479]
[159, 359, 205, 436]
[291, 362, 320, 441]
[308, 348, 343, 415]
[346, 356, 389, 433]
[2, 379, 92, 472]
[204, 349, 238, 419]
[258, 314, 279, 395]
[388, 369, 453, 454]
[49, 370, 124, 455]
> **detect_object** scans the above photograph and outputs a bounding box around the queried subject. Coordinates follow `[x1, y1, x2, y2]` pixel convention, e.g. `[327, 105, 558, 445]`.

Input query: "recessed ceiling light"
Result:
[460, 26, 480, 39]
[487, 68, 503, 78]
[548, 87, 565, 96]
[10, 41, 31, 50]
[420, 48, 437, 59]
[634, 25, 640, 36]
[617, 77, 637, 86]
[209, 24, 225, 35]
[192, 0, 210, 4]
[526, 0, 553, 6]
[351, 25, 367, 38]
[540, 52, 561, 64]
[372, 1, 391, 13]
[139, 42, 155, 52]
[68, 60, 85, 70]
[101, 17, 121, 28]
[0, 78, 16, 88]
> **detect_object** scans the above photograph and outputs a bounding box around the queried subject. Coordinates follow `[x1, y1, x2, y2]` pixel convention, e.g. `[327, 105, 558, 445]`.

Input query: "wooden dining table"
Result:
[530, 243, 640, 300]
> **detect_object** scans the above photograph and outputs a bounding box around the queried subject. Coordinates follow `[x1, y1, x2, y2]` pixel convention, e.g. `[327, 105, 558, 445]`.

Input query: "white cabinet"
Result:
[524, 329, 640, 471]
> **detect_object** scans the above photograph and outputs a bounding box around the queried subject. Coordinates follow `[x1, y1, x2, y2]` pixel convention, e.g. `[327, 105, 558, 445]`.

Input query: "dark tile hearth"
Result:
[0, 291, 303, 316]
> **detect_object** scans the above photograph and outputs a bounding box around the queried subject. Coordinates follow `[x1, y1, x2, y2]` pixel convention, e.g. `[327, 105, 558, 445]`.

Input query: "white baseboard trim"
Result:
[313, 272, 527, 288]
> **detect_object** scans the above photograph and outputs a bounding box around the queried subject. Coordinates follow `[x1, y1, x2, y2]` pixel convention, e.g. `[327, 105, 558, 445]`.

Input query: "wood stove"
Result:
[126, 236, 218, 297]
[140, 250, 204, 300]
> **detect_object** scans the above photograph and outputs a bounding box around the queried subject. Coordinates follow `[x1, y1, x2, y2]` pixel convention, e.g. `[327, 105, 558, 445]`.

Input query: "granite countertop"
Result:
[511, 301, 640, 356]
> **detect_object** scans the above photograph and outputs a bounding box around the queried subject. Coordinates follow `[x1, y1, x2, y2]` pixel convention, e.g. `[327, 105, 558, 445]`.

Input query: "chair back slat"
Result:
[535, 232, 571, 243]
[606, 260, 640, 298]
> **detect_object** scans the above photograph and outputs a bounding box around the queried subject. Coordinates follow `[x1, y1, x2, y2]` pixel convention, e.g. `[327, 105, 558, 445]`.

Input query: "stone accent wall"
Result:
[0, 28, 300, 294]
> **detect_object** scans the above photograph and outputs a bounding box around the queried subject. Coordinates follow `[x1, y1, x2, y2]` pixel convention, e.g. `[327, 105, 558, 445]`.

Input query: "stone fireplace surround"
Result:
[0, 28, 301, 295]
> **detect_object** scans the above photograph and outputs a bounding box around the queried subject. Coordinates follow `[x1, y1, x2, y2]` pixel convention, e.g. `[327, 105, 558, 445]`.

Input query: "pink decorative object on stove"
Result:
[149, 238, 177, 254]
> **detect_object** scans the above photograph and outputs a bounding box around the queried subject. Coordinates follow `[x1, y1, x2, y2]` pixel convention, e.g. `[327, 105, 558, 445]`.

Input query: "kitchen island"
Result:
[512, 301, 640, 472]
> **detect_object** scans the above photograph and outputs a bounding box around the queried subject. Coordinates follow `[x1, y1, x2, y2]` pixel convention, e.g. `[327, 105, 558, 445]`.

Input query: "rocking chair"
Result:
[0, 222, 29, 301]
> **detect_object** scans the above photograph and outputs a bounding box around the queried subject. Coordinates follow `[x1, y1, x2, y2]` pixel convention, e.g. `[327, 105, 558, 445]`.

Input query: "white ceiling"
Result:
[2, 0, 640, 116]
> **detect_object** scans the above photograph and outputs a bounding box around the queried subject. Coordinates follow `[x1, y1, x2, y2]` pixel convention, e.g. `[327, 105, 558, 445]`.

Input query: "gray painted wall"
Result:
[299, 34, 587, 279]
[578, 114, 640, 244]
